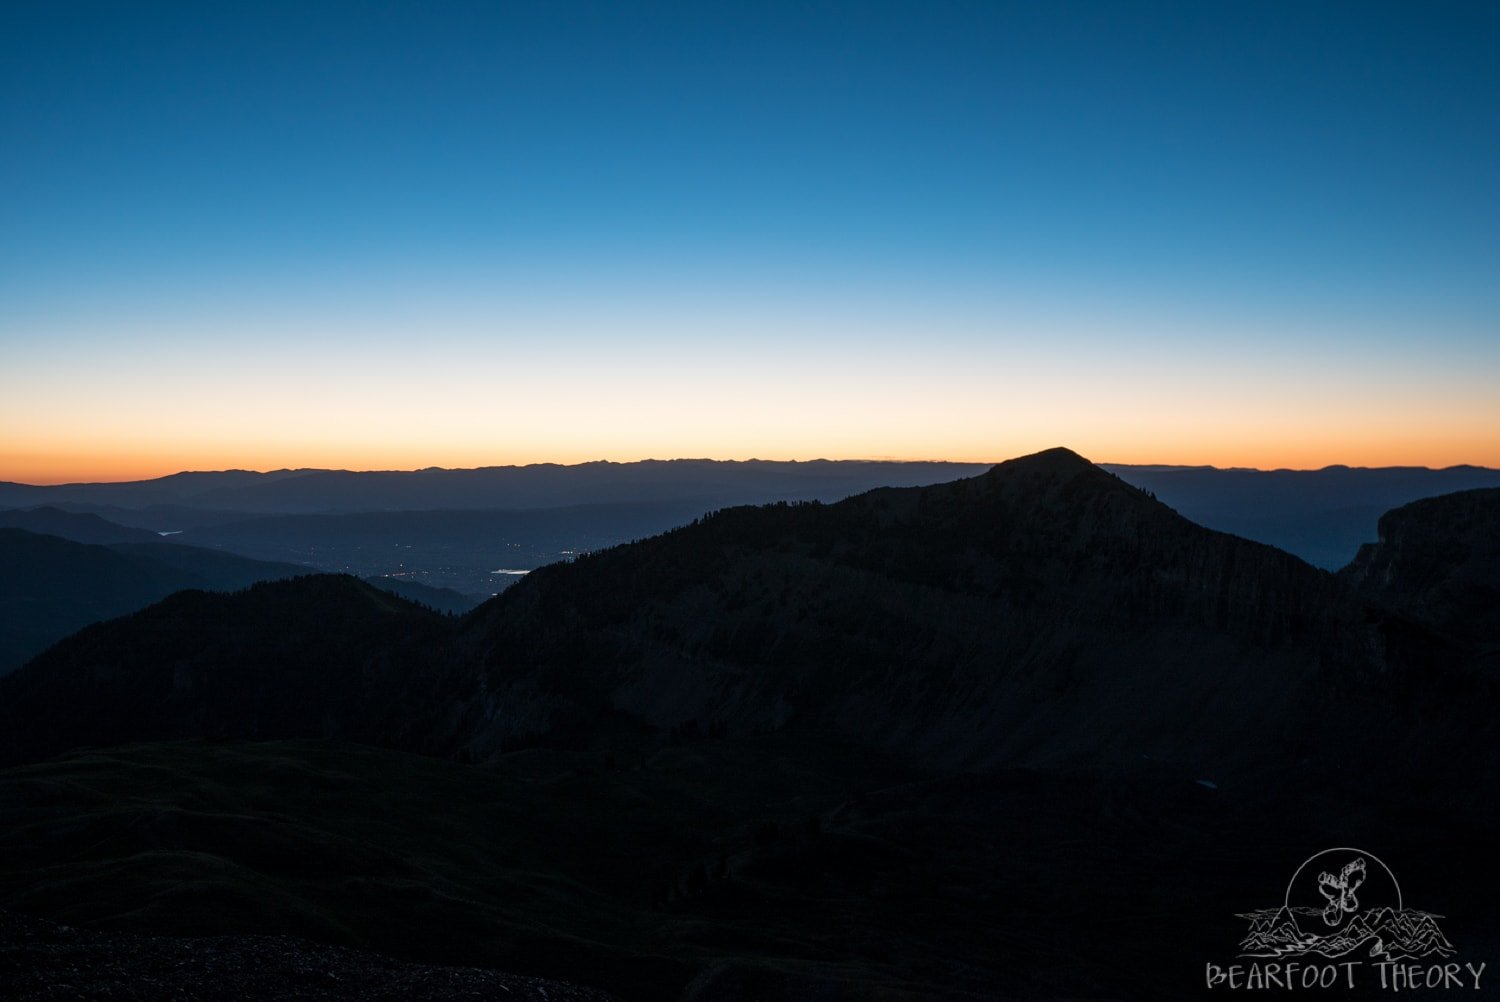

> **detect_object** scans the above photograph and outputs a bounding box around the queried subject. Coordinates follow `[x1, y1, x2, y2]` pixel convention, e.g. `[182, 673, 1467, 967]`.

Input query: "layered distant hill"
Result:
[0, 516, 485, 671]
[1107, 462, 1500, 568]
[0, 460, 992, 514]
[6, 459, 1494, 578]
[0, 506, 163, 545]
[0, 529, 312, 673]
[0, 462, 1000, 598]
[169, 502, 740, 596]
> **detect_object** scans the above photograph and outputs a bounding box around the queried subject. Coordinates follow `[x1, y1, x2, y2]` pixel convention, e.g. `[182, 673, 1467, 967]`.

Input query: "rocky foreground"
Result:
[0, 910, 618, 1002]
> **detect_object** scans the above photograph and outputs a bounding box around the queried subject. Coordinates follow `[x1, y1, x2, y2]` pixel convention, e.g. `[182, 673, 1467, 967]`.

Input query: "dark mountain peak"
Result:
[987, 445, 1096, 476]
[103, 571, 442, 624]
[452, 449, 1346, 772]
[266, 572, 445, 616]
[832, 445, 1165, 546]
[976, 446, 1148, 507]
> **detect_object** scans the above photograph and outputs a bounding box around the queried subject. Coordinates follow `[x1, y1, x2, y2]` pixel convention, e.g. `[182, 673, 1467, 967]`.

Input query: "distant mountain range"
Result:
[6, 458, 1495, 574]
[0, 506, 162, 544]
[0, 528, 311, 674]
[165, 502, 740, 596]
[0, 510, 482, 672]
[1105, 462, 1500, 568]
[0, 460, 991, 513]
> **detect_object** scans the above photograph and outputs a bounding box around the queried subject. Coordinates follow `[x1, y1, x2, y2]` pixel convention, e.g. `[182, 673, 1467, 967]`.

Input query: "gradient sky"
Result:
[3, 1, 1497, 483]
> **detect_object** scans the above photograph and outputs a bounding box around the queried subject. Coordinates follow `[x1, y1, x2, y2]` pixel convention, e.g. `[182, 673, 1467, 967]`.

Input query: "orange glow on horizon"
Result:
[5, 311, 1496, 486]
[6, 433, 1498, 487]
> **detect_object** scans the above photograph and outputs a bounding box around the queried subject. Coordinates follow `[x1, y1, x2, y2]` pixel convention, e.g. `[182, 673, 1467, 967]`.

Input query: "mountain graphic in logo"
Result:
[1237, 848, 1455, 960]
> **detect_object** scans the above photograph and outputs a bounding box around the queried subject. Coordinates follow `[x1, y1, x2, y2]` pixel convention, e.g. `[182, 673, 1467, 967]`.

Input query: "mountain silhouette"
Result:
[1344, 487, 1500, 650]
[361, 574, 484, 614]
[0, 448, 1365, 774]
[1107, 463, 1500, 569]
[0, 575, 453, 763]
[8, 448, 1492, 776]
[0, 506, 163, 545]
[0, 460, 990, 514]
[445, 447, 1352, 771]
[0, 529, 311, 674]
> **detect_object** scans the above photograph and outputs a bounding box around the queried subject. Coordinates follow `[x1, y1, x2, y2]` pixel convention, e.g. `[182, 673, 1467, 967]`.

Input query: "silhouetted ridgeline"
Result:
[1343, 487, 1500, 650]
[1107, 461, 1500, 569]
[452, 448, 1356, 773]
[7, 447, 1490, 779]
[0, 576, 459, 764]
[0, 529, 311, 674]
[0, 459, 991, 513]
[0, 527, 490, 674]
[0, 506, 161, 544]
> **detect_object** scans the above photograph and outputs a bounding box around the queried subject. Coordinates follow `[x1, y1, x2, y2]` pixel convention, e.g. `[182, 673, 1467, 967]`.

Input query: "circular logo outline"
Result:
[1282, 846, 1403, 915]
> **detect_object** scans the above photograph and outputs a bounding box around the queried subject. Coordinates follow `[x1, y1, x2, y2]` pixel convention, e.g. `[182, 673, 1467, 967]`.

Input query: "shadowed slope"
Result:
[1343, 487, 1500, 651]
[452, 448, 1355, 775]
[0, 528, 310, 674]
[0, 576, 452, 764]
[0, 506, 161, 544]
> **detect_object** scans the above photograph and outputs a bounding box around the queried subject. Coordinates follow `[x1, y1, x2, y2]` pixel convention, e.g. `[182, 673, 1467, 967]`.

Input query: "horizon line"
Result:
[6, 454, 1498, 489]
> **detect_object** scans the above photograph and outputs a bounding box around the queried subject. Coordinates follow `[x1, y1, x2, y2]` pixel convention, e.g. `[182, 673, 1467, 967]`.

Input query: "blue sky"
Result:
[2, 2, 1497, 480]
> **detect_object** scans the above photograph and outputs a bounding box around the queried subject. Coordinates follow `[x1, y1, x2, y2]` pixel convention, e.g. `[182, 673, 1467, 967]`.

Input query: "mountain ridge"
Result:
[3, 448, 1491, 783]
[445, 447, 1353, 773]
[0, 529, 314, 674]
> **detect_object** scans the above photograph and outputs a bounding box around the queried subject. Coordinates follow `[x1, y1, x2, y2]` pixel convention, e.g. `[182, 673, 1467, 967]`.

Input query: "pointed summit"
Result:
[972, 444, 1153, 511]
[990, 446, 1096, 475]
[981, 446, 1118, 490]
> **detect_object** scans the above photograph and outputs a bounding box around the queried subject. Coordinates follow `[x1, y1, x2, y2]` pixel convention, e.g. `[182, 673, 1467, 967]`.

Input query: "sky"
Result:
[2, 1, 1497, 483]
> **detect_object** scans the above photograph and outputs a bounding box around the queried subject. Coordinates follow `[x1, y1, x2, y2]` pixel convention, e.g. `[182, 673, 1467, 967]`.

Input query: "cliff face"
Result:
[451, 448, 1362, 774]
[1342, 487, 1500, 651]
[1330, 488, 1500, 784]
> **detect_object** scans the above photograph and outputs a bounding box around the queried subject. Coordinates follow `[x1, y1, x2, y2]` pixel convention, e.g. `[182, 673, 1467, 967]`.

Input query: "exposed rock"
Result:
[0, 908, 618, 1001]
[1343, 487, 1500, 650]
